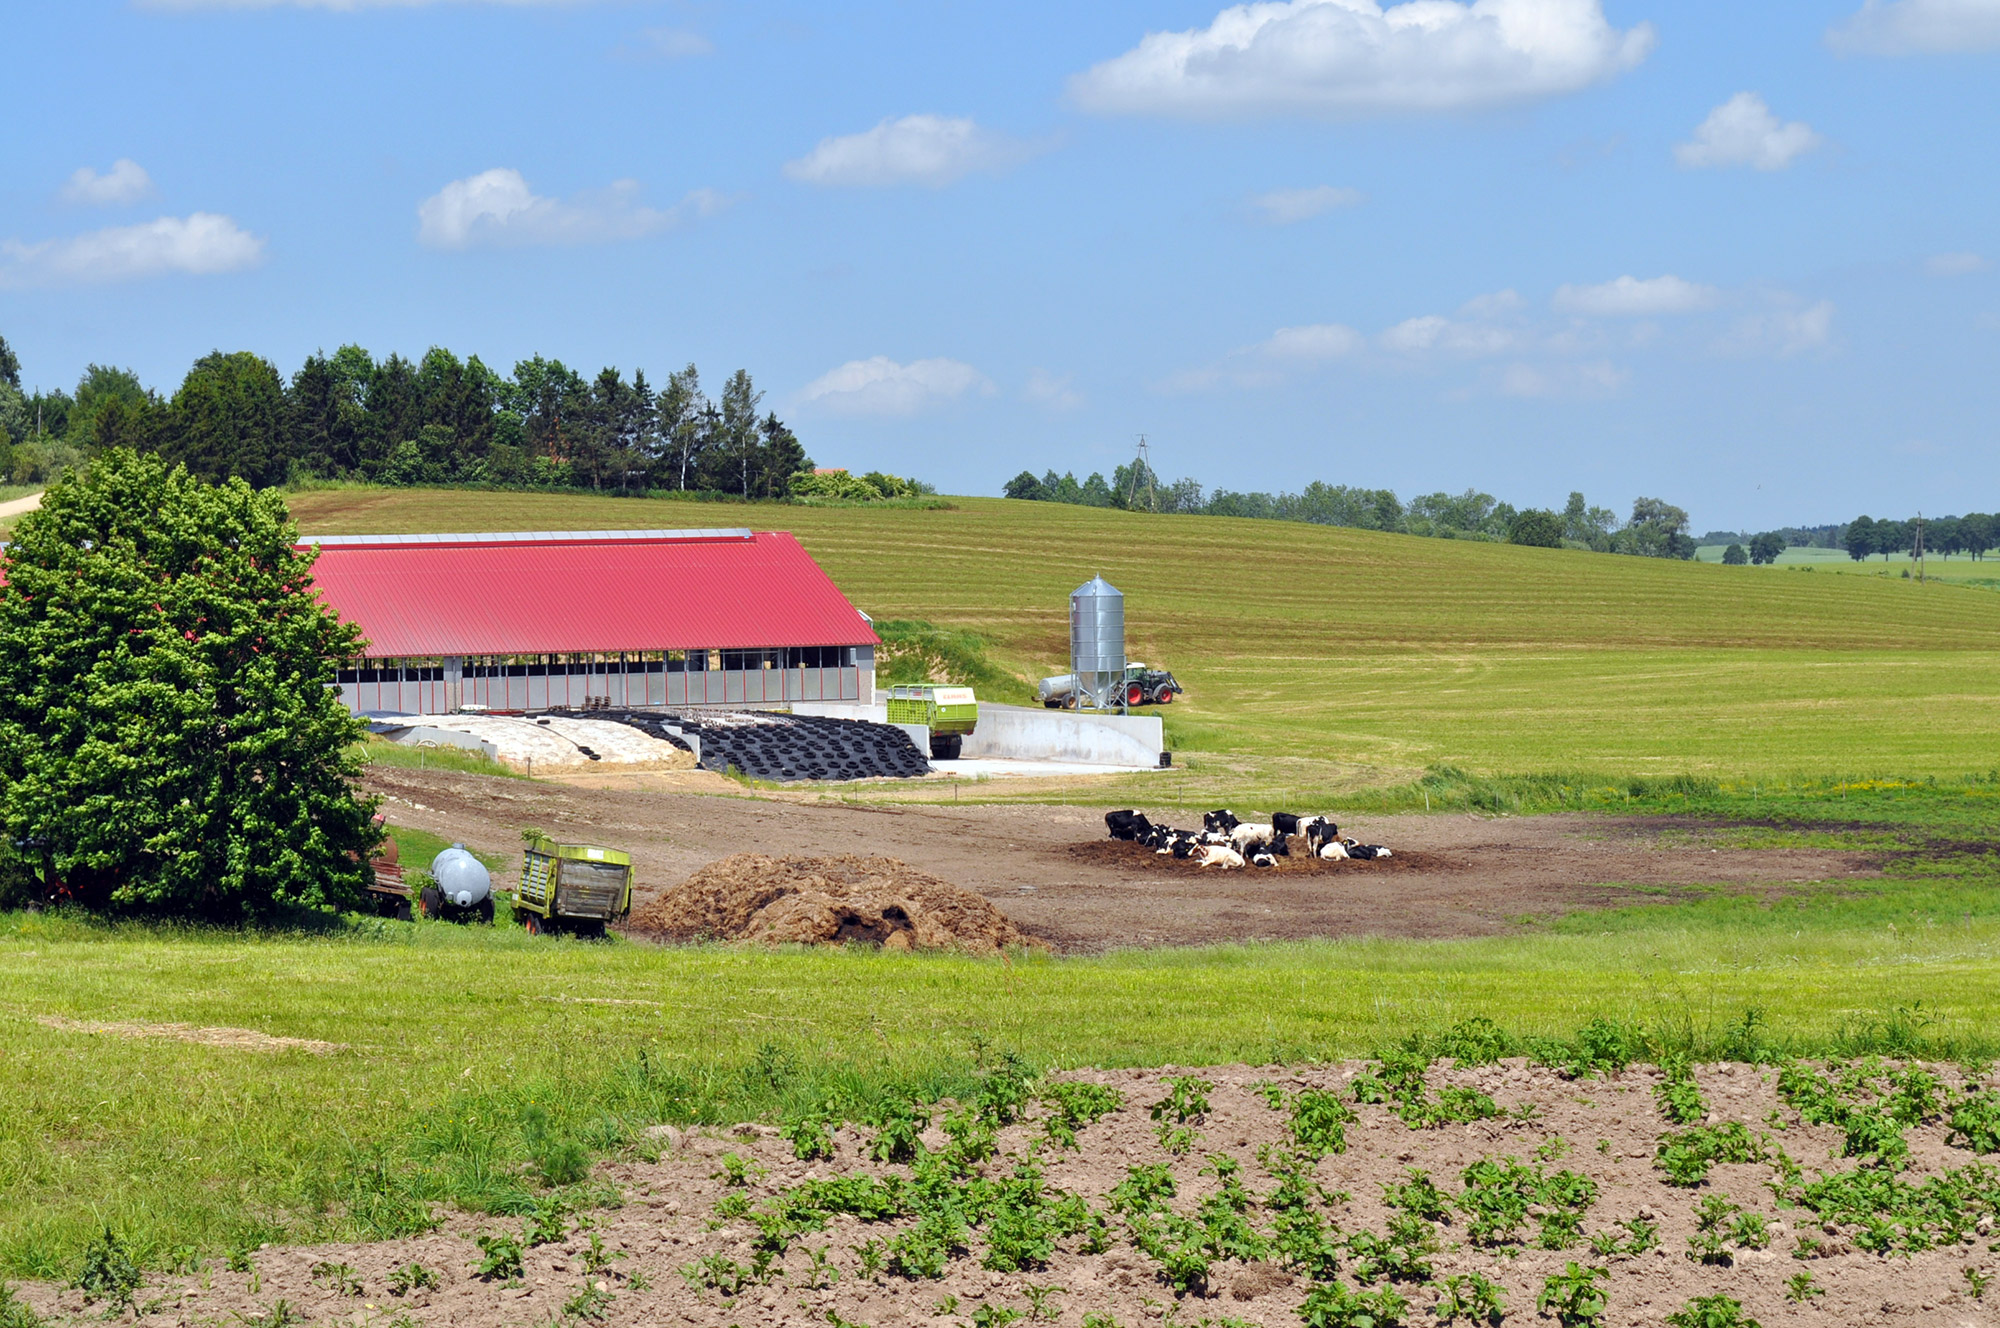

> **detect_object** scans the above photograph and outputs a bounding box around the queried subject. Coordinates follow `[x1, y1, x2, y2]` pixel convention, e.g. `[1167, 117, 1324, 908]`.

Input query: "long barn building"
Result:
[306, 529, 879, 715]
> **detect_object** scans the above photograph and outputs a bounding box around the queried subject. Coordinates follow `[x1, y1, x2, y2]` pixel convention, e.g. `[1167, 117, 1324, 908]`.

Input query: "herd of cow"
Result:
[1103, 807, 1393, 869]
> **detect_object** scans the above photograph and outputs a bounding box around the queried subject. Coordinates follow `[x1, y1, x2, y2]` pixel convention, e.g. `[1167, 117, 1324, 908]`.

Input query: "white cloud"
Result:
[1716, 300, 1836, 356]
[1498, 359, 1627, 398]
[1552, 274, 1720, 316]
[1675, 93, 1821, 171]
[783, 116, 1035, 188]
[801, 357, 995, 417]
[0, 213, 263, 288]
[1069, 0, 1654, 118]
[1259, 323, 1365, 359]
[61, 159, 154, 206]
[416, 169, 723, 248]
[1160, 320, 1364, 391]
[1457, 288, 1526, 319]
[1376, 289, 1527, 356]
[626, 27, 713, 58]
[1828, 0, 2000, 54]
[1927, 251, 1989, 275]
[1248, 185, 1364, 224]
[1023, 368, 1086, 411]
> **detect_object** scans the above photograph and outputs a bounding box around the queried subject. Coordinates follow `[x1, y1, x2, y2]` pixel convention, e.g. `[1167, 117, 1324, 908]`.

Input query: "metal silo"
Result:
[1069, 575, 1126, 711]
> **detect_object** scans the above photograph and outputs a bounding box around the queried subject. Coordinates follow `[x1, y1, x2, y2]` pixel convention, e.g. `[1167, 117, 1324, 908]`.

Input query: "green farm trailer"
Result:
[516, 836, 633, 936]
[885, 684, 979, 760]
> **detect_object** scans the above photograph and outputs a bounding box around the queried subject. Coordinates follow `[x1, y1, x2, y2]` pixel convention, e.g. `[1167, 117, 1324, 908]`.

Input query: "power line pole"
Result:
[1916, 511, 1926, 585]
[1126, 435, 1156, 512]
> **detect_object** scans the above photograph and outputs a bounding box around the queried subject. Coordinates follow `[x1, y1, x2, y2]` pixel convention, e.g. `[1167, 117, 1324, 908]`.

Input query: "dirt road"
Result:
[365, 767, 1876, 952]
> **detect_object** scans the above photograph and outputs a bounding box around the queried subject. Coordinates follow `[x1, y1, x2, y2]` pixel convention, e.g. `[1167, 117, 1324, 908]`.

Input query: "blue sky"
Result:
[4, 0, 1998, 530]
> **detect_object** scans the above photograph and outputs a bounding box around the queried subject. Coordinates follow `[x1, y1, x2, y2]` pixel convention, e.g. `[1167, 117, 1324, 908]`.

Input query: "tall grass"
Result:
[357, 736, 526, 778]
[873, 618, 1034, 703]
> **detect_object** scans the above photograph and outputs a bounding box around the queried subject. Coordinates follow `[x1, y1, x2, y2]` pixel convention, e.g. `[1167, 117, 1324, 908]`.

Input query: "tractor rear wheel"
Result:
[1128, 683, 1144, 706]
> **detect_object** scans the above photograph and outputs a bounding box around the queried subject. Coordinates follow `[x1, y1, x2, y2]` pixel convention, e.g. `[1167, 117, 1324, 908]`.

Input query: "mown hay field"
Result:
[288, 489, 2000, 777]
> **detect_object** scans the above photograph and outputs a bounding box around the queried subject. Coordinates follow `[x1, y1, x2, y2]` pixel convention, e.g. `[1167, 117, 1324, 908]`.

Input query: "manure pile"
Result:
[631, 853, 1040, 952]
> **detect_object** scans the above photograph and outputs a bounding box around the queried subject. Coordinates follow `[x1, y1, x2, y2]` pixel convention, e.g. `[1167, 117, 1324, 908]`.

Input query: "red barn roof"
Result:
[303, 529, 879, 659]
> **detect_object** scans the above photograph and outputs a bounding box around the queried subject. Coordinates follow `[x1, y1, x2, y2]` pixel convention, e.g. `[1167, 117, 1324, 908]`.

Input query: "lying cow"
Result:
[1105, 809, 1153, 842]
[1192, 843, 1246, 869]
[1303, 821, 1343, 855]
[1228, 821, 1281, 856]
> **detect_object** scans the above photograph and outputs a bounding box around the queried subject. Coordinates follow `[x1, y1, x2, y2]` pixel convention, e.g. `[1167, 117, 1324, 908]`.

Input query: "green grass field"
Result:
[5, 488, 1999, 1288]
[290, 488, 2000, 779]
[4, 781, 1999, 1277]
[1697, 541, 2000, 587]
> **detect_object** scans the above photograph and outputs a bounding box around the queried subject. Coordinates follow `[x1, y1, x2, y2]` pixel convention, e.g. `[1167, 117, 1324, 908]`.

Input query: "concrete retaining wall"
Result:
[369, 723, 500, 760]
[795, 699, 1162, 767]
[961, 704, 1162, 767]
[790, 702, 890, 724]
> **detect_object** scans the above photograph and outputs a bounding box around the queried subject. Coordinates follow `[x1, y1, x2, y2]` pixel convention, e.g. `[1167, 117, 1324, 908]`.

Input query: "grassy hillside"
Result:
[289, 488, 2000, 777]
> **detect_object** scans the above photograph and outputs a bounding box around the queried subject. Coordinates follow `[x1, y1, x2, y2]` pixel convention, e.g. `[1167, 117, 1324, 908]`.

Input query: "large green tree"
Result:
[1508, 508, 1564, 547]
[0, 450, 376, 917]
[161, 350, 290, 487]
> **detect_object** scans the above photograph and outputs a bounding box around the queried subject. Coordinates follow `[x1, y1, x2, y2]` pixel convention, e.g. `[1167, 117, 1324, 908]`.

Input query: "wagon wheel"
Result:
[522, 911, 543, 936]
[418, 884, 442, 919]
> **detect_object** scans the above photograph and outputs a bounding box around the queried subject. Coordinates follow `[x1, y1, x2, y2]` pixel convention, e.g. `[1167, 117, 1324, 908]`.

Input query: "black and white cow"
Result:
[1105, 809, 1153, 842]
[1303, 821, 1343, 856]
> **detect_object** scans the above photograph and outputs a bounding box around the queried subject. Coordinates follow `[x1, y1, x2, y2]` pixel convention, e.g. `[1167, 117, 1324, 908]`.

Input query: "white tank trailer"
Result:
[423, 844, 495, 923]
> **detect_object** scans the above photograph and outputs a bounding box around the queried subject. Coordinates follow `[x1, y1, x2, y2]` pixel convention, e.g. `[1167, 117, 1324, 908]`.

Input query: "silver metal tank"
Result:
[1069, 575, 1126, 711]
[431, 844, 492, 908]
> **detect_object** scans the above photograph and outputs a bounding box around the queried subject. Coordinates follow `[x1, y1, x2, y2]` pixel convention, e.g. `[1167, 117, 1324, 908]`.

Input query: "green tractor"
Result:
[885, 683, 979, 760]
[1036, 662, 1183, 709]
[516, 834, 634, 937]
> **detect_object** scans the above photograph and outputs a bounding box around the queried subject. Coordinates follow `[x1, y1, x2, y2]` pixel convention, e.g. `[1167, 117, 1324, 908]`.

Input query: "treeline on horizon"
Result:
[0, 333, 829, 499]
[1705, 514, 2000, 562]
[1007, 462, 2000, 565]
[1005, 463, 1702, 558]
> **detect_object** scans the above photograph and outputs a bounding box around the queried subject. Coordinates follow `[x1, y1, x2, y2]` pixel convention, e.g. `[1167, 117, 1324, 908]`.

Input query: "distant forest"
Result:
[4, 334, 1984, 560]
[1006, 463, 1700, 559]
[1007, 462, 2000, 565]
[1703, 515, 2000, 562]
[0, 333, 817, 498]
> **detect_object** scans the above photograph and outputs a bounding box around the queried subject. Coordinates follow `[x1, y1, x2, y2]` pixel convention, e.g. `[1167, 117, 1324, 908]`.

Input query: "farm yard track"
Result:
[364, 767, 1879, 952]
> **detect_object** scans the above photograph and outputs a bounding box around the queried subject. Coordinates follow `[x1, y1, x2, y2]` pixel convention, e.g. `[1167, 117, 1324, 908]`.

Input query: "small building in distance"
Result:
[305, 528, 878, 715]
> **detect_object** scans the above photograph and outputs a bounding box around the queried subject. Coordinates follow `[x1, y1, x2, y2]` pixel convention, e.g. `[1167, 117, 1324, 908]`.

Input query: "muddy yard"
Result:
[33, 1058, 1998, 1328]
[365, 767, 1879, 952]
